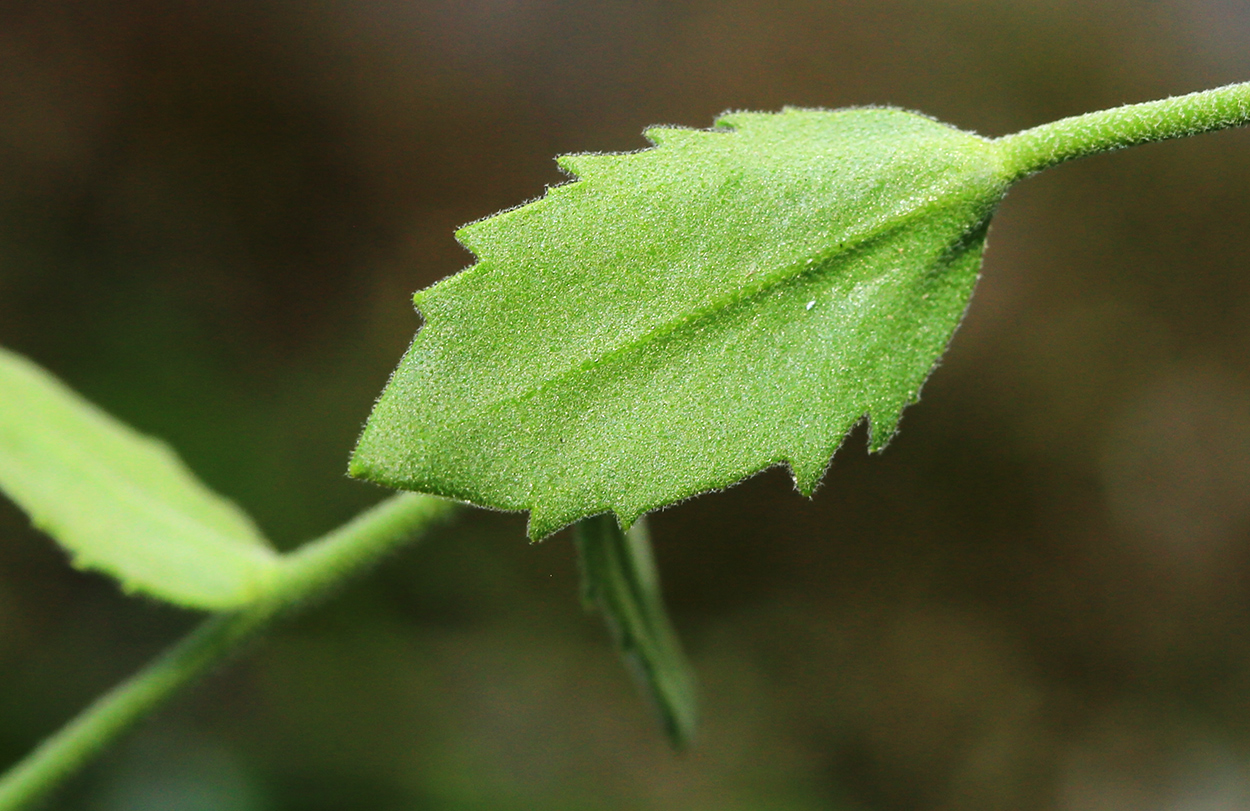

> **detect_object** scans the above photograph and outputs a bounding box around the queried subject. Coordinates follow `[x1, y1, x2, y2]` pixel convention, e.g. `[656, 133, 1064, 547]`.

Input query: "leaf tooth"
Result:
[525, 496, 640, 543]
[527, 500, 568, 541]
[453, 221, 489, 258]
[866, 403, 906, 453]
[556, 153, 620, 180]
[711, 111, 769, 132]
[612, 506, 643, 537]
[788, 453, 831, 498]
[643, 126, 709, 147]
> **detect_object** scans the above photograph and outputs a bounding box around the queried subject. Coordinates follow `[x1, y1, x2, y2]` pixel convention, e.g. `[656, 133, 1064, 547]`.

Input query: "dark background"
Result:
[2, 2, 1250, 809]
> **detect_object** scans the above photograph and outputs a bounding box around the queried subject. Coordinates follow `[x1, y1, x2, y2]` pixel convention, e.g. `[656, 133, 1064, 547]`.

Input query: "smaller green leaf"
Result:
[574, 514, 697, 747]
[0, 346, 278, 609]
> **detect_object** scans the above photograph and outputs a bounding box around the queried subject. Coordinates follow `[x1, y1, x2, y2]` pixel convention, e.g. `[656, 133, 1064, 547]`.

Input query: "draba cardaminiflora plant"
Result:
[0, 80, 1247, 810]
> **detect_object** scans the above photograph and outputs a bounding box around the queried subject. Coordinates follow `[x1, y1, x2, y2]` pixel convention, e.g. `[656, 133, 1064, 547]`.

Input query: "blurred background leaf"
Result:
[0, 346, 278, 610]
[1, 1, 1249, 809]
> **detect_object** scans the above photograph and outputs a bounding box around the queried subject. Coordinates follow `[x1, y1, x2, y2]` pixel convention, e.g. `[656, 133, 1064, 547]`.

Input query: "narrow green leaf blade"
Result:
[574, 514, 697, 747]
[351, 107, 1010, 538]
[0, 347, 278, 609]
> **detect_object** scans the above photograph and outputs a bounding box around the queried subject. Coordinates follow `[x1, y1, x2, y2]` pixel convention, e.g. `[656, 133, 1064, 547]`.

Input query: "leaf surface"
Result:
[352, 108, 1010, 538]
[0, 347, 278, 609]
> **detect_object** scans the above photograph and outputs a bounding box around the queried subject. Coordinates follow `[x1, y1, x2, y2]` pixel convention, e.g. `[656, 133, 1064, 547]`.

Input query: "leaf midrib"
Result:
[420, 174, 995, 422]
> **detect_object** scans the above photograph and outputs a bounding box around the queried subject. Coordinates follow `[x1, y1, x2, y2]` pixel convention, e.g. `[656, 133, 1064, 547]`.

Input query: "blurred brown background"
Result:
[2, 1, 1250, 809]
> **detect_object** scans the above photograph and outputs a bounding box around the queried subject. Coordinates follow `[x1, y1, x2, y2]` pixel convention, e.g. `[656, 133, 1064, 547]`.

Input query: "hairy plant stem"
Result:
[996, 80, 1250, 182]
[0, 493, 459, 811]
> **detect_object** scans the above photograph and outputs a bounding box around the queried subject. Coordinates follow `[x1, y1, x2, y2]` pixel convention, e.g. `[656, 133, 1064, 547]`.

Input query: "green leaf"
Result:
[574, 515, 696, 747]
[0, 346, 278, 609]
[351, 107, 1010, 538]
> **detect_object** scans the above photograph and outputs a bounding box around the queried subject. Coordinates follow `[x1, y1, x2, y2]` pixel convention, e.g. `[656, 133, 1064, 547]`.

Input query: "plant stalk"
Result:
[0, 493, 459, 811]
[996, 80, 1250, 182]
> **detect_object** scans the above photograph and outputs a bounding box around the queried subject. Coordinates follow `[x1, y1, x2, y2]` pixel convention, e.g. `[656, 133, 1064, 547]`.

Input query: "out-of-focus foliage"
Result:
[0, 347, 277, 610]
[353, 108, 1007, 539]
[2, 2, 1250, 809]
[574, 516, 697, 747]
